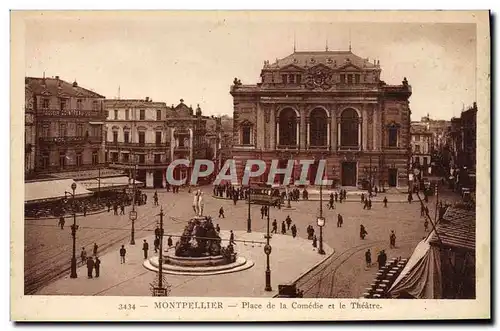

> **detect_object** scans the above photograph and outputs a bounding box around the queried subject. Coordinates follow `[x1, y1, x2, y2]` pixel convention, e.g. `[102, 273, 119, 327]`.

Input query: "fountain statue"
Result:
[174, 216, 223, 258]
[192, 190, 205, 216]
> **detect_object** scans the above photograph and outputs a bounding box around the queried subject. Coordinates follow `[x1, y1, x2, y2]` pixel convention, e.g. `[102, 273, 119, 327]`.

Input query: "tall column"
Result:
[299, 111, 306, 150]
[306, 121, 310, 148]
[373, 106, 378, 151]
[327, 122, 330, 149]
[256, 102, 265, 149]
[189, 128, 193, 163]
[337, 122, 341, 148]
[362, 105, 368, 151]
[269, 106, 276, 150]
[296, 118, 300, 148]
[331, 107, 337, 150]
[170, 128, 175, 161]
[358, 121, 361, 150]
[276, 123, 280, 147]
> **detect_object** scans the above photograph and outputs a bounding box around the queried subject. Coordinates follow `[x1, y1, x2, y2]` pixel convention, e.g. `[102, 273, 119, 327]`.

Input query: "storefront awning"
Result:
[77, 176, 143, 191]
[25, 179, 93, 204]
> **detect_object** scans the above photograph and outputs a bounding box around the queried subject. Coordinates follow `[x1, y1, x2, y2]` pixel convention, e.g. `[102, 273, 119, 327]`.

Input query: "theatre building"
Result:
[230, 49, 412, 189]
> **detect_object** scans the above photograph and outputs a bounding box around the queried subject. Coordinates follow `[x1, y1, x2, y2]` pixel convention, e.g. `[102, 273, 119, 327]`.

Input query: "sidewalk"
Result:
[37, 230, 333, 297]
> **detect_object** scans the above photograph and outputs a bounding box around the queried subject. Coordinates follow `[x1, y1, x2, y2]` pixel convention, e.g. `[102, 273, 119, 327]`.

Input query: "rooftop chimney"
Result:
[145, 97, 149, 102]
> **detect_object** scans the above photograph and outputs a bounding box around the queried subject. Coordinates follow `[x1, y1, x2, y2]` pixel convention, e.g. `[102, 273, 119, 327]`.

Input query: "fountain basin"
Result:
[144, 254, 254, 276]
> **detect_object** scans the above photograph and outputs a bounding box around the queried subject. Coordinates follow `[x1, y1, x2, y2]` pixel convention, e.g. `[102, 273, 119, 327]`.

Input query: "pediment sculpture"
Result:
[304, 66, 334, 90]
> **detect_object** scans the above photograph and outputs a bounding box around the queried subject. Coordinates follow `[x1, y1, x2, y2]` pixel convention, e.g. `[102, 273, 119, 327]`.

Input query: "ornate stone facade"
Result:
[26, 76, 106, 177]
[230, 50, 412, 189]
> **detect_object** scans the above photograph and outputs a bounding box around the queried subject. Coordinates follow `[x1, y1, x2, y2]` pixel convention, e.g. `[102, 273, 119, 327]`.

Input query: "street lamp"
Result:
[317, 170, 326, 255]
[247, 186, 252, 233]
[64, 182, 79, 279]
[130, 162, 138, 245]
[317, 216, 325, 255]
[264, 200, 272, 291]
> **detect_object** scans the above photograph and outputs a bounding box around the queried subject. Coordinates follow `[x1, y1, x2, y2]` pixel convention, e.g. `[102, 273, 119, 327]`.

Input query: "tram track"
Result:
[294, 236, 416, 298]
[24, 200, 180, 295]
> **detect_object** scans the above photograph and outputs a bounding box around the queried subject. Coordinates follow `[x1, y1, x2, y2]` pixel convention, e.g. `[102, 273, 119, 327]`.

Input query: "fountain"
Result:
[144, 215, 254, 276]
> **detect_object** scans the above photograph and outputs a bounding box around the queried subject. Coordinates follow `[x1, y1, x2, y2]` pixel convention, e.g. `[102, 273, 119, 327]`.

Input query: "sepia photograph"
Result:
[11, 10, 490, 321]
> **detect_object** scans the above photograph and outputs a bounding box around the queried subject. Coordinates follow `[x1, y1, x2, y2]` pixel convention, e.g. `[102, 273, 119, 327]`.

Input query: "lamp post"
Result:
[130, 162, 138, 245]
[317, 179, 325, 255]
[264, 201, 272, 291]
[65, 182, 79, 278]
[247, 186, 252, 233]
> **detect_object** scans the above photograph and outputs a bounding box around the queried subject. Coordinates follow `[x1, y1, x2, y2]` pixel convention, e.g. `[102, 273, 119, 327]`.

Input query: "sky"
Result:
[24, 12, 477, 120]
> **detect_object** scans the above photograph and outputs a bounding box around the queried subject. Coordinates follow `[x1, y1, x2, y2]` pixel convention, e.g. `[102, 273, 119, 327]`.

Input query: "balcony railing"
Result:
[174, 146, 190, 152]
[276, 145, 299, 150]
[109, 142, 169, 149]
[38, 136, 103, 144]
[37, 108, 105, 118]
[307, 145, 329, 150]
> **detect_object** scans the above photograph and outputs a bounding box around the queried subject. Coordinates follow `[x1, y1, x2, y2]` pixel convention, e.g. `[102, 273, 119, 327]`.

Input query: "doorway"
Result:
[341, 162, 357, 186]
[153, 170, 164, 188]
[388, 168, 398, 187]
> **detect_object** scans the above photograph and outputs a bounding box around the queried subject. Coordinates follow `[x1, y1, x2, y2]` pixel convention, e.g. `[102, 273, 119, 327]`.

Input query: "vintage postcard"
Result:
[11, 10, 490, 321]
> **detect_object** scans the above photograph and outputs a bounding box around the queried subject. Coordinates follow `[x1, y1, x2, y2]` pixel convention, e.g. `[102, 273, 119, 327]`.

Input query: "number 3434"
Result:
[118, 304, 136, 310]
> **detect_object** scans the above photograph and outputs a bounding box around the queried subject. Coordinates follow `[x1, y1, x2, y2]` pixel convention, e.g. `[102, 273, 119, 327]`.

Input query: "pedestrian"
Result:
[271, 219, 278, 234]
[83, 204, 87, 217]
[167, 236, 173, 248]
[143, 239, 149, 259]
[113, 204, 118, 215]
[424, 219, 429, 232]
[390, 230, 396, 248]
[119, 245, 126, 264]
[120, 204, 125, 215]
[219, 207, 225, 218]
[337, 214, 343, 228]
[365, 249, 372, 268]
[80, 247, 87, 266]
[291, 224, 297, 238]
[216, 223, 221, 233]
[363, 199, 368, 210]
[58, 216, 65, 230]
[281, 221, 286, 234]
[377, 250, 386, 269]
[107, 201, 111, 212]
[408, 193, 413, 204]
[360, 225, 368, 240]
[368, 199, 372, 210]
[285, 215, 292, 230]
[155, 226, 160, 240]
[94, 256, 101, 277]
[86, 257, 94, 279]
[361, 193, 365, 203]
[260, 206, 265, 219]
[229, 230, 235, 245]
[383, 196, 388, 208]
[312, 235, 317, 248]
[93, 243, 98, 256]
[154, 237, 160, 253]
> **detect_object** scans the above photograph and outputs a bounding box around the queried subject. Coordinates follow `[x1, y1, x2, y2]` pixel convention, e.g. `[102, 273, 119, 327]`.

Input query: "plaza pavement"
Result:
[27, 184, 462, 297]
[37, 230, 333, 297]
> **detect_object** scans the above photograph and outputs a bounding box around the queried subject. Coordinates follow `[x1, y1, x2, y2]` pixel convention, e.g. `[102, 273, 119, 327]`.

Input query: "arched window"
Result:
[340, 108, 359, 147]
[388, 124, 399, 147]
[278, 108, 298, 146]
[309, 108, 328, 147]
